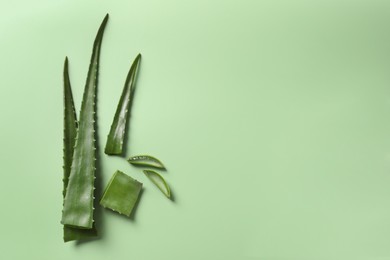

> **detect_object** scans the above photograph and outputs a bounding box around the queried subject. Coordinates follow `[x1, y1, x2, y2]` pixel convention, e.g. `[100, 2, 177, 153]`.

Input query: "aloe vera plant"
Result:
[143, 170, 171, 199]
[62, 58, 98, 241]
[62, 14, 108, 229]
[105, 54, 141, 155]
[128, 155, 166, 169]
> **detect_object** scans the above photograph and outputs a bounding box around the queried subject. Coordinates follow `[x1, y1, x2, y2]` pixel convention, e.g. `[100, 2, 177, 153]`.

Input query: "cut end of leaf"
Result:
[104, 142, 122, 155]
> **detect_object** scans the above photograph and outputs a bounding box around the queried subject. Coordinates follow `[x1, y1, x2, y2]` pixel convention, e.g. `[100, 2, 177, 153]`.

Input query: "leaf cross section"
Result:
[105, 54, 141, 155]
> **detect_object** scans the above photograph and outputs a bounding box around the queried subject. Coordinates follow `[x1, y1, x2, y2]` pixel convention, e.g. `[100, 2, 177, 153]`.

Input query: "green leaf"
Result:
[143, 170, 171, 199]
[128, 155, 166, 169]
[105, 54, 141, 155]
[62, 57, 97, 242]
[100, 171, 143, 217]
[63, 57, 78, 198]
[62, 14, 109, 229]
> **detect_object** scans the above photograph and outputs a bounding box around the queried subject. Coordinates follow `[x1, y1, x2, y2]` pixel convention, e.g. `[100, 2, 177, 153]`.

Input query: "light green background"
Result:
[1, 0, 390, 259]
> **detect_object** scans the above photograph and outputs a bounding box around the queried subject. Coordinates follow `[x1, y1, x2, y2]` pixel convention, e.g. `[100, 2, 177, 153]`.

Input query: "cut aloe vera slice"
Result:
[100, 171, 143, 216]
[128, 155, 165, 169]
[143, 170, 171, 199]
[62, 57, 97, 241]
[63, 226, 98, 242]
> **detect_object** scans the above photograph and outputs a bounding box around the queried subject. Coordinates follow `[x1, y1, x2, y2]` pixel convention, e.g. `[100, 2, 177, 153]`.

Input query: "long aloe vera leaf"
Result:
[128, 155, 166, 169]
[143, 170, 171, 199]
[62, 14, 108, 229]
[100, 171, 142, 216]
[62, 57, 97, 242]
[104, 54, 141, 155]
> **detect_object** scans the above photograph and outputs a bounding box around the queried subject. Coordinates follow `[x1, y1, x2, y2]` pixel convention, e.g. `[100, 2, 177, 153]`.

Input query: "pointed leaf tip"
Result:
[100, 171, 142, 217]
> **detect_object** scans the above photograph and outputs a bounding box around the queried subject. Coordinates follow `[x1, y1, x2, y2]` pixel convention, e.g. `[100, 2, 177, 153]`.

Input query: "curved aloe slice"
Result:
[62, 58, 97, 242]
[128, 155, 165, 169]
[62, 14, 108, 229]
[100, 171, 142, 216]
[143, 170, 171, 199]
[105, 54, 141, 155]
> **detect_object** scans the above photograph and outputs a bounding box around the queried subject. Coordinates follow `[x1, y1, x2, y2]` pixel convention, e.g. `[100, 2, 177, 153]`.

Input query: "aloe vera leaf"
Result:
[62, 14, 108, 229]
[100, 171, 142, 216]
[128, 155, 166, 169]
[63, 57, 78, 197]
[62, 58, 97, 242]
[104, 54, 141, 155]
[143, 170, 171, 199]
[63, 226, 98, 242]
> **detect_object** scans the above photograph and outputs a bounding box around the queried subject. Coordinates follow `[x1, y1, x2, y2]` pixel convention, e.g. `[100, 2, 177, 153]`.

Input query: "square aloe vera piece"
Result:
[100, 171, 142, 216]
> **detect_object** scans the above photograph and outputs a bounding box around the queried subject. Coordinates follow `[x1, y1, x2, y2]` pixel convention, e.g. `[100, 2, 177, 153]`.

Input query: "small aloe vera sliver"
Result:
[105, 54, 141, 155]
[62, 58, 97, 241]
[128, 155, 165, 169]
[100, 171, 142, 216]
[143, 170, 171, 199]
[62, 14, 108, 229]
